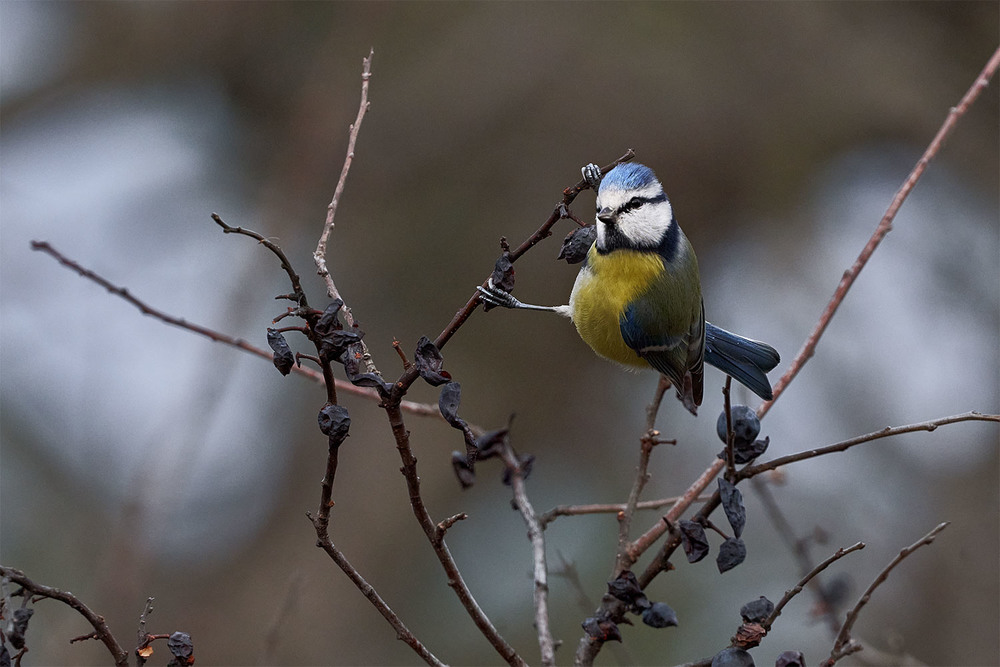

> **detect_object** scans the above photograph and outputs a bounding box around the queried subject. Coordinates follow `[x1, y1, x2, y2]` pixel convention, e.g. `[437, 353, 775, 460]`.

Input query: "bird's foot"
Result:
[582, 163, 603, 190]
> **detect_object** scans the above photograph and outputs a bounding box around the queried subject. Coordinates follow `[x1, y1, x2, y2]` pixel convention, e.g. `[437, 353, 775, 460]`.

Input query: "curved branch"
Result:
[0, 565, 129, 667]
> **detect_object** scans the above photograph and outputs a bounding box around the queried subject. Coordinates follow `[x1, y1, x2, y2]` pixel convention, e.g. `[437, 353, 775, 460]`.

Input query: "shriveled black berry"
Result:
[641, 602, 678, 628]
[717, 537, 747, 573]
[678, 520, 710, 564]
[740, 596, 774, 623]
[712, 647, 755, 667]
[557, 225, 597, 264]
[775, 650, 805, 667]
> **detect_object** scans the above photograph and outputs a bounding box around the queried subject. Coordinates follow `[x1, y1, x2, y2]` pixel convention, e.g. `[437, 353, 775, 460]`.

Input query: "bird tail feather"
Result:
[704, 323, 780, 401]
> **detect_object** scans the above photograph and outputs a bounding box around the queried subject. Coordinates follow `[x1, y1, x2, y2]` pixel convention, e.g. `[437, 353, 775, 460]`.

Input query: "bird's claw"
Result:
[476, 284, 520, 309]
[582, 163, 602, 190]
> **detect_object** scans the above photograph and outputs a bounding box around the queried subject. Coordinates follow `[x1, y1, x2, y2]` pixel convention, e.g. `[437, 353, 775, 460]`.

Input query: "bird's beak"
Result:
[597, 207, 616, 224]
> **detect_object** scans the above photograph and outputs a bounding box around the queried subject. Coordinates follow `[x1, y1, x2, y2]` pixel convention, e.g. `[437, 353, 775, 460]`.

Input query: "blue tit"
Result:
[478, 161, 779, 415]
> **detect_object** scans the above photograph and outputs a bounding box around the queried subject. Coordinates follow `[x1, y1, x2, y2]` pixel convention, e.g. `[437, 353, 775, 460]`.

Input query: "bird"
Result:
[477, 161, 779, 415]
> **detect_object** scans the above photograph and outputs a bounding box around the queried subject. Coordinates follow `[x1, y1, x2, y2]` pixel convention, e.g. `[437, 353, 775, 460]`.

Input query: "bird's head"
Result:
[594, 162, 674, 253]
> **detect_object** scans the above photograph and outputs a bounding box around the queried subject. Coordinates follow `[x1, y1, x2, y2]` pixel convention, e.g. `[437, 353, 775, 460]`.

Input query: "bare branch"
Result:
[764, 542, 866, 631]
[539, 494, 712, 527]
[739, 412, 1000, 479]
[314, 48, 374, 322]
[29, 239, 441, 419]
[614, 376, 673, 575]
[307, 522, 445, 666]
[822, 523, 950, 667]
[427, 149, 635, 355]
[758, 45, 1000, 418]
[751, 476, 845, 636]
[499, 439, 556, 666]
[384, 403, 526, 666]
[0, 565, 129, 667]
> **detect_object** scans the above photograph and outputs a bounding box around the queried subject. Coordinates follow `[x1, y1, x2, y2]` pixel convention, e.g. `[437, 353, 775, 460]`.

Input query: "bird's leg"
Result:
[476, 280, 563, 313]
[582, 163, 603, 190]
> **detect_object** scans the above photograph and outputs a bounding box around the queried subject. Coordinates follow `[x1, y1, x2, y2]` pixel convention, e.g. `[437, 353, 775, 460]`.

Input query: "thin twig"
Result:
[0, 565, 129, 667]
[751, 476, 844, 636]
[822, 523, 950, 667]
[629, 457, 726, 569]
[306, 502, 443, 665]
[722, 377, 736, 481]
[314, 48, 374, 322]
[383, 403, 527, 666]
[212, 214, 311, 309]
[614, 375, 671, 574]
[538, 494, 712, 527]
[29, 240, 442, 418]
[499, 438, 556, 667]
[758, 45, 1000, 419]
[739, 412, 999, 479]
[135, 597, 155, 666]
[764, 542, 866, 631]
[425, 149, 635, 356]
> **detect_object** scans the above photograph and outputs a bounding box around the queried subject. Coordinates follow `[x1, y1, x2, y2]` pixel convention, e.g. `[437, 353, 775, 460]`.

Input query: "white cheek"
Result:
[619, 206, 673, 246]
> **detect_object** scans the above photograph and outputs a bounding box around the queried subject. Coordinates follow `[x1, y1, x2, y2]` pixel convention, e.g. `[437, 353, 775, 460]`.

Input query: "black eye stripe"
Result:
[615, 191, 667, 215]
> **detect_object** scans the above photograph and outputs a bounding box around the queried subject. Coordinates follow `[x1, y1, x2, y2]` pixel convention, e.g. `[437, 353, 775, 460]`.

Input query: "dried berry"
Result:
[266, 329, 295, 376]
[318, 403, 350, 445]
[166, 631, 194, 666]
[8, 607, 33, 650]
[717, 537, 747, 573]
[581, 616, 622, 643]
[641, 602, 678, 629]
[716, 405, 761, 445]
[414, 336, 451, 386]
[719, 436, 770, 464]
[678, 520, 710, 564]
[712, 647, 755, 667]
[340, 340, 388, 395]
[557, 225, 597, 264]
[719, 478, 747, 538]
[607, 570, 644, 605]
[740, 597, 774, 623]
[483, 251, 516, 312]
[775, 650, 805, 667]
[314, 299, 344, 335]
[438, 382, 464, 428]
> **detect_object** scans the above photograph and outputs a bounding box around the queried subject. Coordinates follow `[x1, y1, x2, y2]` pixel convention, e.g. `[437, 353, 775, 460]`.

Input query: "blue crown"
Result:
[599, 162, 659, 192]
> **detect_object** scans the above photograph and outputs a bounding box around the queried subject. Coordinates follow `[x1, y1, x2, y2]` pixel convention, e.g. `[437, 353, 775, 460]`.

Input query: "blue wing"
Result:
[620, 299, 705, 411]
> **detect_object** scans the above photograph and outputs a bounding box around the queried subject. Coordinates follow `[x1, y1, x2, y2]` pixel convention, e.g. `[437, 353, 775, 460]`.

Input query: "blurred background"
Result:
[1, 3, 997, 665]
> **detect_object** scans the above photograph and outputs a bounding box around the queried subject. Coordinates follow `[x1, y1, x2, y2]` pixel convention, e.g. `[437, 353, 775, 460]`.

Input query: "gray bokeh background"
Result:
[1, 3, 997, 665]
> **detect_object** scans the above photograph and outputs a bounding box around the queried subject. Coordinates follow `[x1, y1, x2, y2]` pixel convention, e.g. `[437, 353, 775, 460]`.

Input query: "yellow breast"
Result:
[568, 247, 664, 368]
